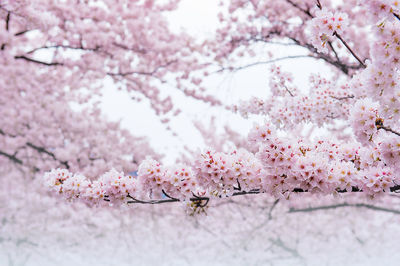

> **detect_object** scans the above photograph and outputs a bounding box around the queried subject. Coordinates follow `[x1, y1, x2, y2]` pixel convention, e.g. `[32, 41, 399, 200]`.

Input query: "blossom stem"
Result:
[378, 125, 400, 137]
[333, 32, 366, 67]
[289, 203, 400, 215]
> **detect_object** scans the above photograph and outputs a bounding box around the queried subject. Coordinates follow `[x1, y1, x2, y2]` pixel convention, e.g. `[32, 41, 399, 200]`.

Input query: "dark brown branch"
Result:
[14, 30, 30, 36]
[378, 125, 400, 137]
[234, 179, 242, 191]
[162, 189, 179, 201]
[333, 32, 366, 68]
[14, 55, 63, 66]
[285, 0, 312, 18]
[0, 150, 23, 165]
[0, 149, 40, 172]
[330, 95, 354, 100]
[289, 203, 400, 215]
[283, 84, 295, 97]
[5, 11, 10, 31]
[126, 190, 261, 205]
[285, 0, 366, 70]
[26, 142, 70, 169]
[215, 55, 311, 74]
[268, 199, 280, 220]
[107, 60, 176, 77]
[26, 45, 100, 54]
[112, 42, 148, 54]
[123, 186, 400, 205]
[316, 0, 322, 9]
[328, 41, 340, 62]
[289, 38, 352, 75]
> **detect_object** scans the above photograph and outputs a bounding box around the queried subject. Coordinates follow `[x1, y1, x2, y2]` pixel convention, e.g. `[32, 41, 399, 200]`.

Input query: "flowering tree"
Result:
[0, 0, 207, 264]
[44, 0, 400, 210]
[3, 0, 400, 265]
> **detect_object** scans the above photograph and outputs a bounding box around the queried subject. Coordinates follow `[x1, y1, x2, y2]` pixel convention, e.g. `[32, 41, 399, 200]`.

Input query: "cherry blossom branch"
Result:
[330, 95, 354, 100]
[120, 186, 400, 206]
[313, 0, 366, 67]
[214, 55, 311, 73]
[333, 32, 366, 67]
[5, 11, 10, 31]
[26, 45, 101, 54]
[14, 55, 63, 66]
[126, 190, 261, 205]
[14, 29, 31, 36]
[0, 150, 23, 165]
[225, 32, 362, 75]
[107, 60, 177, 77]
[286, 0, 366, 68]
[288, 203, 400, 215]
[285, 0, 312, 18]
[289, 38, 361, 75]
[26, 142, 70, 169]
[378, 126, 400, 137]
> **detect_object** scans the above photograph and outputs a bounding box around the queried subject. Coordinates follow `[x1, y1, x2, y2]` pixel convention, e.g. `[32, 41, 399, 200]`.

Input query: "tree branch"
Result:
[26, 45, 100, 54]
[123, 186, 400, 205]
[289, 203, 400, 215]
[107, 60, 176, 77]
[378, 125, 400, 137]
[286, 0, 366, 69]
[333, 32, 366, 68]
[330, 95, 354, 100]
[5, 11, 10, 31]
[26, 142, 70, 169]
[14, 55, 63, 66]
[0, 150, 23, 165]
[214, 55, 311, 73]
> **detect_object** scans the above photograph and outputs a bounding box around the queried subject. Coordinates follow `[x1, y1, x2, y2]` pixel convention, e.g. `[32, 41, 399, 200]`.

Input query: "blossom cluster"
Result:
[37, 0, 400, 208]
[364, 0, 400, 22]
[308, 8, 349, 53]
[138, 159, 200, 200]
[45, 122, 400, 205]
[349, 98, 380, 145]
[236, 72, 351, 130]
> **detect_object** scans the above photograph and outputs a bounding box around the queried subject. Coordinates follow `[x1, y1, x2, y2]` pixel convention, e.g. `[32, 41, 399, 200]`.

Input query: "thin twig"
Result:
[214, 55, 311, 74]
[378, 125, 400, 137]
[330, 95, 354, 100]
[0, 150, 23, 165]
[5, 11, 10, 31]
[289, 203, 400, 215]
[14, 55, 63, 66]
[26, 142, 70, 169]
[333, 32, 366, 67]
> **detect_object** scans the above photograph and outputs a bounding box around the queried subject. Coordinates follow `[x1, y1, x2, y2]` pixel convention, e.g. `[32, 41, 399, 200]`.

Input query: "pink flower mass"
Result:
[2, 0, 400, 265]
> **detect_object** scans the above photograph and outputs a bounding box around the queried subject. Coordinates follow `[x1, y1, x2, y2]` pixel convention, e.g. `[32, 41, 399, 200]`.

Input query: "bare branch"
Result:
[330, 95, 354, 100]
[14, 55, 63, 66]
[26, 142, 70, 169]
[26, 45, 100, 54]
[0, 150, 23, 165]
[333, 32, 366, 68]
[214, 55, 311, 74]
[5, 11, 10, 31]
[378, 125, 400, 137]
[107, 60, 176, 77]
[289, 203, 400, 215]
